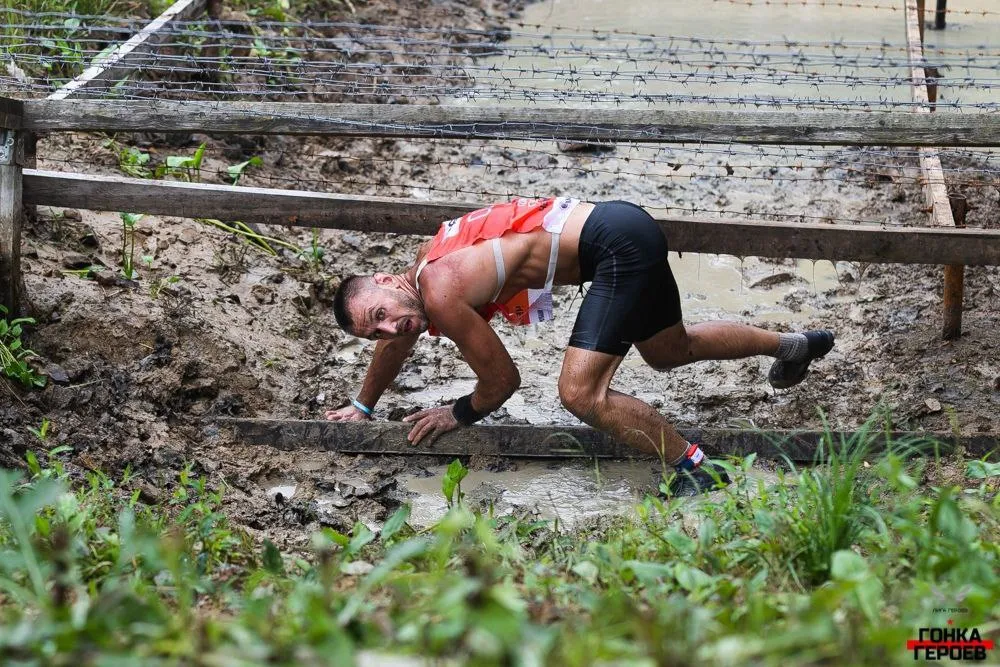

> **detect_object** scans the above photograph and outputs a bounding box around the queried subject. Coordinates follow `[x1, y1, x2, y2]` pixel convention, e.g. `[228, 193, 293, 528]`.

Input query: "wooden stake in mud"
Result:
[0, 98, 25, 314]
[943, 195, 967, 340]
[934, 0, 947, 30]
[905, 0, 963, 340]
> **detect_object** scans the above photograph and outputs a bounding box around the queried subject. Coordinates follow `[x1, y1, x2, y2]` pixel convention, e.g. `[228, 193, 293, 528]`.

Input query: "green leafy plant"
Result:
[157, 143, 207, 182]
[442, 458, 469, 508]
[27, 419, 50, 442]
[0, 419, 997, 664]
[103, 140, 153, 178]
[297, 227, 326, 271]
[149, 275, 181, 299]
[118, 212, 144, 279]
[227, 156, 263, 185]
[0, 305, 45, 388]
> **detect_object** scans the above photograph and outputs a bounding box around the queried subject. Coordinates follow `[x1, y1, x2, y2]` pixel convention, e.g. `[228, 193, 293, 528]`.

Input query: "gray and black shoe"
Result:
[768, 330, 835, 390]
[664, 466, 731, 497]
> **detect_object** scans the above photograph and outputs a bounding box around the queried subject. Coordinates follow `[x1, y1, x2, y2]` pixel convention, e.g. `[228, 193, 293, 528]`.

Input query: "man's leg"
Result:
[635, 320, 834, 387]
[558, 346, 689, 461]
[635, 320, 779, 370]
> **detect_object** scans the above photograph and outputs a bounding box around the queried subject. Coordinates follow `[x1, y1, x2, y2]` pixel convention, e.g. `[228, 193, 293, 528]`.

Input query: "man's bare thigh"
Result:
[634, 321, 691, 370]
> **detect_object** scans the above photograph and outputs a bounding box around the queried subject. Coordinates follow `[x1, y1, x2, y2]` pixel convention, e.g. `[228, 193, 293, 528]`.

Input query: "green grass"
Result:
[0, 421, 997, 665]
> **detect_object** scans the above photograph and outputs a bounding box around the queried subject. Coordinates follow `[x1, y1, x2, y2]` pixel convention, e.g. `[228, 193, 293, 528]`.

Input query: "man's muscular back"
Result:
[412, 202, 594, 313]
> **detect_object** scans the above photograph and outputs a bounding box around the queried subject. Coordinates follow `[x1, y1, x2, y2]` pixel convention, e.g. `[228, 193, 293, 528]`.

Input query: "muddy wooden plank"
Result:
[22, 169, 1000, 265]
[21, 100, 1000, 146]
[47, 0, 208, 101]
[216, 419, 998, 461]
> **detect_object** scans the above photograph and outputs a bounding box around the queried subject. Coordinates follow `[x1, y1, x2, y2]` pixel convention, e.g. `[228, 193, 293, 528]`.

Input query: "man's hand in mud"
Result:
[325, 405, 371, 422]
[403, 405, 459, 445]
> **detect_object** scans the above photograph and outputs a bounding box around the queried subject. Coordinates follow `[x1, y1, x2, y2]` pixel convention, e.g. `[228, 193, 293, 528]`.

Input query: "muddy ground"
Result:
[3, 0, 999, 547]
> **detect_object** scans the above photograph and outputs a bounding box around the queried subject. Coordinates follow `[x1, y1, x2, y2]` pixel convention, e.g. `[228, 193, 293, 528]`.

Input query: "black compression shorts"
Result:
[568, 201, 683, 356]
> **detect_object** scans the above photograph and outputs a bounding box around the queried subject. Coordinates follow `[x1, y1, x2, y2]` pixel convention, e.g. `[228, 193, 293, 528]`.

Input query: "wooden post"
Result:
[0, 129, 24, 315]
[943, 194, 967, 340]
[906, 0, 963, 340]
[917, 0, 926, 43]
[935, 0, 947, 29]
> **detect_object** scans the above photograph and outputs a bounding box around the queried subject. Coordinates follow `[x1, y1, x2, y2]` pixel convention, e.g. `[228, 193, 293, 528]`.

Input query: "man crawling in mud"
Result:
[326, 197, 834, 496]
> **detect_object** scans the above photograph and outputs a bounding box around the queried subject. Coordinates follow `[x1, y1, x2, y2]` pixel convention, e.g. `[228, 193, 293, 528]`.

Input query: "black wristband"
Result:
[452, 393, 486, 426]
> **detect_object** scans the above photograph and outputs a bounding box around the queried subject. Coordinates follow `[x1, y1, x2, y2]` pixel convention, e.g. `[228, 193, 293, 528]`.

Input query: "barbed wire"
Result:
[9, 47, 1000, 87]
[4, 10, 998, 106]
[707, 0, 1000, 16]
[37, 131, 1000, 200]
[40, 138, 1000, 185]
[35, 158, 909, 226]
[5, 22, 999, 58]
[4, 9, 999, 39]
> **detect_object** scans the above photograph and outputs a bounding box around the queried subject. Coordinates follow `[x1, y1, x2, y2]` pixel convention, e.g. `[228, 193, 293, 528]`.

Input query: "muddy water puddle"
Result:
[256, 461, 782, 529]
[397, 460, 782, 528]
[671, 254, 843, 321]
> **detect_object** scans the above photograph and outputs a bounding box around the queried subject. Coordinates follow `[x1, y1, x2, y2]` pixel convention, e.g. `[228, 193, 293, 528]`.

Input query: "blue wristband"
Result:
[351, 398, 373, 417]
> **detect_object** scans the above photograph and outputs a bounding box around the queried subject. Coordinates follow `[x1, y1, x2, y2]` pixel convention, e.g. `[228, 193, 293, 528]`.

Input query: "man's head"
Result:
[333, 273, 429, 340]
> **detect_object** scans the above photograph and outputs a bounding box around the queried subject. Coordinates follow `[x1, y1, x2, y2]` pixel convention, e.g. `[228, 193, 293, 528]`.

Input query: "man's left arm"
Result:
[403, 298, 520, 445]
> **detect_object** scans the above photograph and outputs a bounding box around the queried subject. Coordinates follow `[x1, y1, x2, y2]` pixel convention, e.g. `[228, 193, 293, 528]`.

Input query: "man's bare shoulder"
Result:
[416, 260, 464, 309]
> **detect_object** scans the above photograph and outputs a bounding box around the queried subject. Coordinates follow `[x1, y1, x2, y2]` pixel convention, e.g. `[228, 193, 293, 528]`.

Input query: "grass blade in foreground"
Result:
[0, 418, 997, 665]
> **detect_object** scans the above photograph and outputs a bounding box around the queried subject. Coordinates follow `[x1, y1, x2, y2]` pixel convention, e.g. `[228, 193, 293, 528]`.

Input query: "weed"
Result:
[103, 139, 153, 178]
[297, 227, 326, 272]
[227, 156, 264, 185]
[0, 423, 997, 664]
[157, 143, 207, 182]
[27, 418, 50, 442]
[149, 275, 181, 299]
[118, 212, 144, 279]
[0, 305, 46, 388]
[442, 458, 469, 507]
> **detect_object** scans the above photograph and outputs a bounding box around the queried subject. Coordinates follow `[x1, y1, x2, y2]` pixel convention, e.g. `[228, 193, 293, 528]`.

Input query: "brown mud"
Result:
[3, 0, 999, 548]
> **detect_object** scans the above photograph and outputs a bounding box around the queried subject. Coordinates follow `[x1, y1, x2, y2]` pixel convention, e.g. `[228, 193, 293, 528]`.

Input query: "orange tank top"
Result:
[416, 196, 580, 335]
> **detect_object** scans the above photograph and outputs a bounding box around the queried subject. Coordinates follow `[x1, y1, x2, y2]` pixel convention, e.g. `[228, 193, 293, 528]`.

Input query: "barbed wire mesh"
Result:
[707, 0, 1000, 16]
[6, 7, 999, 231]
[33, 132, 1000, 228]
[2, 10, 999, 108]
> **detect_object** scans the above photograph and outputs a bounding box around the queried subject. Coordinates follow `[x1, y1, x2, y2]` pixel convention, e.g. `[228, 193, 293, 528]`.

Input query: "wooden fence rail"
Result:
[18, 99, 1000, 146]
[23, 169, 1000, 265]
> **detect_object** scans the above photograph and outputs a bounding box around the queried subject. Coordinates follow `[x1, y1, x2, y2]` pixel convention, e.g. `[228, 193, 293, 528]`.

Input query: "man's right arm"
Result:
[326, 334, 419, 421]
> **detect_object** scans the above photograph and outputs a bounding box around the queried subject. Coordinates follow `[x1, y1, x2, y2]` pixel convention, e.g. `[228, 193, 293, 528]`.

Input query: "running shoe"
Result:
[663, 466, 731, 497]
[768, 330, 835, 389]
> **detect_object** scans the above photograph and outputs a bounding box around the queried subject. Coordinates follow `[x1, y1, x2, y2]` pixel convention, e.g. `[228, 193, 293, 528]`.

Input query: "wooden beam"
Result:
[0, 98, 23, 131]
[22, 169, 1000, 265]
[0, 130, 24, 314]
[47, 0, 208, 101]
[906, 0, 963, 340]
[216, 419, 999, 462]
[20, 99, 1000, 147]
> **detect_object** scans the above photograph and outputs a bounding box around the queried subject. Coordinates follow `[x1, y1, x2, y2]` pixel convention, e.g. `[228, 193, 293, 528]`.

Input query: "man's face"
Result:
[350, 279, 428, 340]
